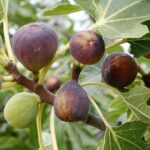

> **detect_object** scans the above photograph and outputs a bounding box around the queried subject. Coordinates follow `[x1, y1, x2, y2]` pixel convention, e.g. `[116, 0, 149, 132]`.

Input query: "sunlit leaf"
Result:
[41, 3, 82, 16]
[76, 0, 150, 39]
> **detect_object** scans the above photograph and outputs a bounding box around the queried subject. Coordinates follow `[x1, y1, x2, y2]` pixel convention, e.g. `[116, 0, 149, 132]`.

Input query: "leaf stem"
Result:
[3, 15, 15, 62]
[36, 103, 45, 150]
[38, 43, 69, 85]
[50, 107, 58, 150]
[81, 82, 119, 95]
[89, 97, 110, 128]
[2, 75, 14, 82]
[1, 82, 17, 89]
[82, 82, 127, 129]
[106, 39, 127, 50]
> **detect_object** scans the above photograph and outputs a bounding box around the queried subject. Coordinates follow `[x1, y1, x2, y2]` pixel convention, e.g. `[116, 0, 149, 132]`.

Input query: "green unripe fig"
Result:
[4, 92, 40, 129]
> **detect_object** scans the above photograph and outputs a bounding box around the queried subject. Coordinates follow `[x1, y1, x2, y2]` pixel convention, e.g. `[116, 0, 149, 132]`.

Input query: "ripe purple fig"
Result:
[12, 22, 58, 72]
[54, 80, 90, 122]
[46, 76, 61, 92]
[69, 31, 105, 64]
[142, 74, 150, 88]
[101, 53, 138, 89]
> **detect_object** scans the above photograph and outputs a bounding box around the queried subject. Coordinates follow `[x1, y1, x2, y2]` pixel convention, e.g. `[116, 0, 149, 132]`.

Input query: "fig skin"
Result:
[4, 92, 40, 129]
[54, 80, 90, 122]
[46, 76, 61, 92]
[101, 53, 138, 89]
[12, 22, 58, 72]
[142, 74, 150, 88]
[69, 31, 105, 64]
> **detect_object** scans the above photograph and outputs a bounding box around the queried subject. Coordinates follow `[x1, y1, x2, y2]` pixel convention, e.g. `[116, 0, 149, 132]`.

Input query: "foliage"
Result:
[0, 0, 150, 150]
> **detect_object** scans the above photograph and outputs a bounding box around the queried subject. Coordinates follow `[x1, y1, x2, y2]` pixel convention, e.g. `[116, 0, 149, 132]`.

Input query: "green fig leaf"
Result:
[98, 121, 150, 150]
[0, 136, 32, 150]
[41, 3, 82, 16]
[76, 0, 150, 39]
[122, 86, 150, 123]
[129, 20, 150, 57]
[129, 33, 150, 57]
[75, 0, 103, 20]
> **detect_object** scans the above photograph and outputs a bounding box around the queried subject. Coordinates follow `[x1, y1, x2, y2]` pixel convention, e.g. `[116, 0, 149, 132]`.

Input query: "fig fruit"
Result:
[54, 80, 90, 122]
[46, 76, 61, 92]
[101, 53, 138, 89]
[12, 22, 58, 72]
[142, 74, 150, 88]
[4, 92, 40, 128]
[69, 31, 105, 64]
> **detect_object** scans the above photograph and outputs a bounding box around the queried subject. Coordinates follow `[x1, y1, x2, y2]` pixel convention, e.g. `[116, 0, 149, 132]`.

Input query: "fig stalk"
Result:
[3, 62, 106, 130]
[4, 61, 55, 104]
[84, 114, 106, 130]
[71, 64, 82, 81]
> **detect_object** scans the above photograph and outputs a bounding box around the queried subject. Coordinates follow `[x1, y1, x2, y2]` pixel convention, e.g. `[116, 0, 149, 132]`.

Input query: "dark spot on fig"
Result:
[69, 31, 105, 65]
[142, 74, 150, 88]
[101, 53, 138, 89]
[12, 22, 58, 72]
[54, 80, 90, 122]
[46, 76, 61, 92]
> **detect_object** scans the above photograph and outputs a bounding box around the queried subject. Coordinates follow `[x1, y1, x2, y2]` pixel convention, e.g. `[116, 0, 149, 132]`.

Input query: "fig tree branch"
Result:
[0, 61, 106, 131]
[4, 61, 55, 105]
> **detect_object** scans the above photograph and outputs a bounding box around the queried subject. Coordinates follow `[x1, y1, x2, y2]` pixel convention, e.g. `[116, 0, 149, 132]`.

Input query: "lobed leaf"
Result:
[99, 121, 150, 150]
[75, 0, 103, 20]
[41, 3, 82, 16]
[129, 20, 150, 57]
[76, 0, 150, 39]
[122, 86, 150, 123]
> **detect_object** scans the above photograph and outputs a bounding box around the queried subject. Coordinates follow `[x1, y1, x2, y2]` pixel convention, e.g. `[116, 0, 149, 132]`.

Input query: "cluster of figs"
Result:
[4, 22, 138, 128]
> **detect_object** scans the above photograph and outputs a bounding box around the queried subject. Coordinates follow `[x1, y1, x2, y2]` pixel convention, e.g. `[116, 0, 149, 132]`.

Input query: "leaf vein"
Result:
[116, 135, 143, 150]
[105, 0, 140, 21]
